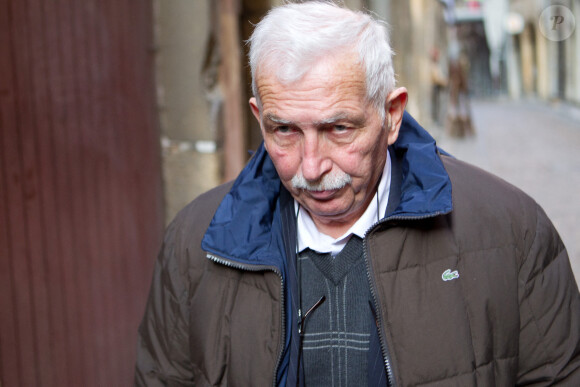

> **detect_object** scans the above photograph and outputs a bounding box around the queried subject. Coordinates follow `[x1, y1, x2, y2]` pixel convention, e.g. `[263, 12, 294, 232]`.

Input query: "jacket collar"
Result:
[387, 112, 453, 219]
[201, 111, 452, 266]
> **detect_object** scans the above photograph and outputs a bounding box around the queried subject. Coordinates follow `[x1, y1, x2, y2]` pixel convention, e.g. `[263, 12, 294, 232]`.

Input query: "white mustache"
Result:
[291, 171, 352, 191]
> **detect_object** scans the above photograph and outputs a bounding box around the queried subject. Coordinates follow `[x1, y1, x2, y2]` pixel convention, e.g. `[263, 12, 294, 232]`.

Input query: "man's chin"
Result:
[300, 199, 351, 220]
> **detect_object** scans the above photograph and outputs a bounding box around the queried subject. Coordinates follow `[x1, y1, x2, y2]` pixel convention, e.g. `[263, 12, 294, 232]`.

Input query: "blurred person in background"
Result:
[430, 47, 447, 126]
[135, 1, 580, 386]
[446, 36, 475, 137]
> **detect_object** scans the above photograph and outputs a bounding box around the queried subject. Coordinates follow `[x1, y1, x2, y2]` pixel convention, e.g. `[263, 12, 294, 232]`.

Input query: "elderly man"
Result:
[135, 2, 580, 386]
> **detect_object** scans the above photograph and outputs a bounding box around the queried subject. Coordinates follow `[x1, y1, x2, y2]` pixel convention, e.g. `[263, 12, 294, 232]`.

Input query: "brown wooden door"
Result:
[0, 1, 163, 385]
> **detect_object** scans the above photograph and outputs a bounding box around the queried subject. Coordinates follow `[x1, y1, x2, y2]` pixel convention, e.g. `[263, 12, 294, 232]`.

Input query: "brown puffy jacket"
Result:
[135, 149, 580, 386]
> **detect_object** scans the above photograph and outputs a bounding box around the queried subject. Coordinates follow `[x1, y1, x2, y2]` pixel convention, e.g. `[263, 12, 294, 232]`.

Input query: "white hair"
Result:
[247, 1, 396, 116]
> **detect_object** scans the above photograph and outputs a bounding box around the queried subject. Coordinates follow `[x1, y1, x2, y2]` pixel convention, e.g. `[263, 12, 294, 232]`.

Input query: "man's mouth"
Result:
[305, 188, 340, 200]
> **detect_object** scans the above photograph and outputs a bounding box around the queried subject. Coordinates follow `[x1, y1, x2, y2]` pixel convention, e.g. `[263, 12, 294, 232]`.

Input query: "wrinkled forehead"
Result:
[254, 51, 367, 104]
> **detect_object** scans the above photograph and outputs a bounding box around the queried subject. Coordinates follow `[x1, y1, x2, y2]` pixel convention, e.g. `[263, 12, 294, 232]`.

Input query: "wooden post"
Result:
[218, 0, 246, 181]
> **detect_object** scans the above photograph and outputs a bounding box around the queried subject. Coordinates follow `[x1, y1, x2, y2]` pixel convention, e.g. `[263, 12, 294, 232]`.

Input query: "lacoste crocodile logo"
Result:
[442, 269, 460, 281]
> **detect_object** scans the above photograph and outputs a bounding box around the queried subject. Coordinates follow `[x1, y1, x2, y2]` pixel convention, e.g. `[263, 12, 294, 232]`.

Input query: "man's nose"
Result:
[301, 134, 332, 182]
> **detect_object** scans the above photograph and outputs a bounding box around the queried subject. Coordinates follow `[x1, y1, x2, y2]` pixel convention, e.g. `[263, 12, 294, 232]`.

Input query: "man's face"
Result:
[250, 55, 403, 236]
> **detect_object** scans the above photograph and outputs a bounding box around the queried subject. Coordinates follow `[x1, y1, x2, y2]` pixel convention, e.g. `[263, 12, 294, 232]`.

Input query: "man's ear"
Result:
[249, 97, 269, 151]
[249, 97, 262, 124]
[385, 87, 408, 145]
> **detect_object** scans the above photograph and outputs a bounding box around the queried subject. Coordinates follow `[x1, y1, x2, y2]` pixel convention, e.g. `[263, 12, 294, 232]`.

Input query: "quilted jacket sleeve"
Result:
[517, 205, 580, 385]
[134, 217, 195, 386]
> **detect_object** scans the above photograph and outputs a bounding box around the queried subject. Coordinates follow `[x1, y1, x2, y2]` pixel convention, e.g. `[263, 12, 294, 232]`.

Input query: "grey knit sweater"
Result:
[298, 235, 372, 386]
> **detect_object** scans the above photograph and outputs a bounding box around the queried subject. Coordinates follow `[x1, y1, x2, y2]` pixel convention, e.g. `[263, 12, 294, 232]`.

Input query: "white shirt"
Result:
[295, 152, 391, 256]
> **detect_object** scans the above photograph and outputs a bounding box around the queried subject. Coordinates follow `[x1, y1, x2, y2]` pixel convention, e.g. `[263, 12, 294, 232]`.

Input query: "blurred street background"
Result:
[2, 0, 579, 385]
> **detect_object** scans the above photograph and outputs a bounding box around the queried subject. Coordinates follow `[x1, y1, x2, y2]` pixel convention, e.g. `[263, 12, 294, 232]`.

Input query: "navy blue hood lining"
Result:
[201, 141, 287, 268]
[201, 111, 452, 266]
[390, 112, 453, 218]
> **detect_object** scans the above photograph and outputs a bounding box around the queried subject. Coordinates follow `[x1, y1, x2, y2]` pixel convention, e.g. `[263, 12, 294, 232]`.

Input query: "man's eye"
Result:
[276, 125, 295, 134]
[333, 125, 348, 132]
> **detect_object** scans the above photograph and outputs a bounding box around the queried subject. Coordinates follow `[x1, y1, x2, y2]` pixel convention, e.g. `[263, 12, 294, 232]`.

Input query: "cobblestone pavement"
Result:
[432, 98, 580, 283]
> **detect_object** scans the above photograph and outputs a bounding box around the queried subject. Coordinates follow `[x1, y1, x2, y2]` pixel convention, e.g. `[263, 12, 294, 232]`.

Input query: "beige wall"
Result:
[154, 0, 220, 224]
[511, 0, 580, 103]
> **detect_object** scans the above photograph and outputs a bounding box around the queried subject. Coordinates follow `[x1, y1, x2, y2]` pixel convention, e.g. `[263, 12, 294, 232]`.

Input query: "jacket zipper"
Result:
[363, 237, 395, 387]
[205, 253, 285, 387]
[363, 211, 446, 387]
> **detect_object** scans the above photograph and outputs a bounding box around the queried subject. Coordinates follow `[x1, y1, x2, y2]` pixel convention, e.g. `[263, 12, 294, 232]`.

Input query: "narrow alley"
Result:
[434, 98, 580, 281]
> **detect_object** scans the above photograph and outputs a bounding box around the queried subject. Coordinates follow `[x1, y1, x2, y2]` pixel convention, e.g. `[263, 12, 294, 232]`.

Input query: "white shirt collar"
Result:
[295, 151, 391, 256]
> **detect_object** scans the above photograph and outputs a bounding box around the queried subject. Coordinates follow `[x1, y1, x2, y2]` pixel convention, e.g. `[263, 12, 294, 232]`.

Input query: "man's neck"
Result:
[308, 198, 375, 239]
